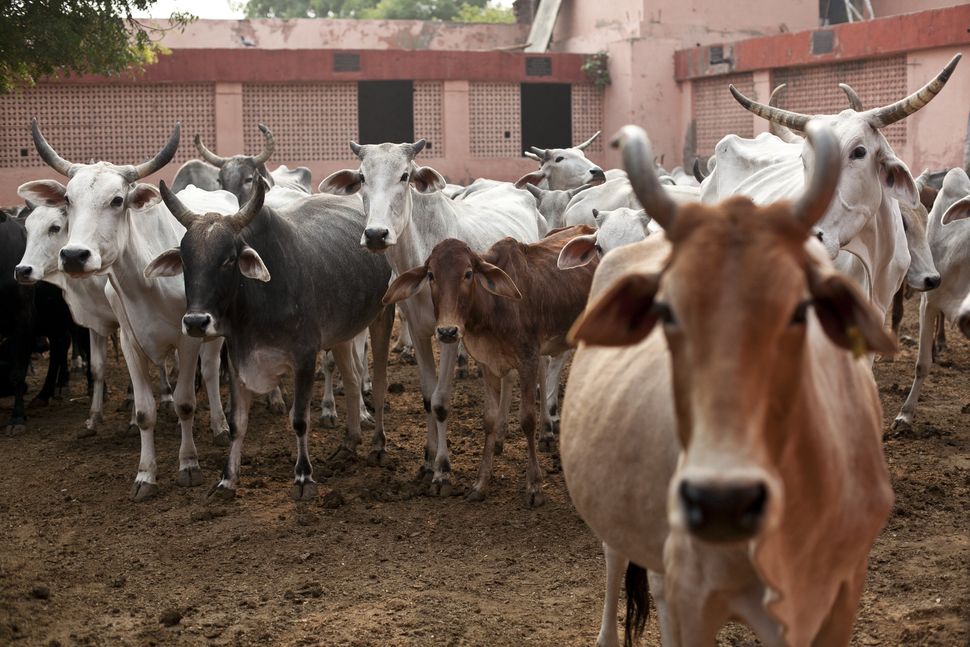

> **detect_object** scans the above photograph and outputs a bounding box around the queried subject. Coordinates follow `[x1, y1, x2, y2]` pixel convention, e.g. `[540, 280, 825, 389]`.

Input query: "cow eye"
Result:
[555, 156, 565, 163]
[427, 271, 434, 281]
[464, 270, 472, 280]
[48, 224, 61, 234]
[400, 173, 409, 182]
[790, 300, 810, 325]
[849, 146, 867, 160]
[244, 176, 253, 184]
[110, 196, 124, 208]
[652, 302, 676, 326]
[222, 256, 235, 268]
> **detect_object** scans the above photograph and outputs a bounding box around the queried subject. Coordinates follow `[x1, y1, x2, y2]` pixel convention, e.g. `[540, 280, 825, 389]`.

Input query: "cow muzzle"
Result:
[677, 478, 768, 544]
[589, 167, 606, 183]
[362, 227, 392, 251]
[182, 313, 217, 338]
[436, 326, 461, 344]
[59, 246, 98, 276]
[14, 264, 39, 285]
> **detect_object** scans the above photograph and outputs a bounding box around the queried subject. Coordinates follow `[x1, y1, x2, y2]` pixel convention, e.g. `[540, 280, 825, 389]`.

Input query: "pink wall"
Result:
[871, 0, 968, 18]
[153, 18, 529, 51]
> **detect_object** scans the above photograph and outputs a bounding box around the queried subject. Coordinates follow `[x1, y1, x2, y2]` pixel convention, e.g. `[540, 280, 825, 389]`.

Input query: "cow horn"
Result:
[611, 126, 677, 230]
[692, 158, 709, 183]
[31, 119, 77, 178]
[730, 84, 811, 131]
[231, 175, 266, 232]
[350, 141, 363, 158]
[575, 131, 601, 150]
[529, 146, 549, 161]
[410, 139, 427, 157]
[766, 84, 804, 144]
[523, 150, 542, 161]
[838, 83, 864, 111]
[252, 124, 276, 165]
[158, 180, 198, 228]
[792, 121, 841, 230]
[128, 123, 181, 181]
[864, 54, 961, 128]
[195, 133, 227, 167]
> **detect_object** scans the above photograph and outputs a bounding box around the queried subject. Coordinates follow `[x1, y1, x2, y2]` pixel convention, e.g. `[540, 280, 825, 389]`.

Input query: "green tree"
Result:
[243, 0, 381, 18]
[244, 0, 512, 22]
[454, 2, 514, 23]
[0, 1, 193, 93]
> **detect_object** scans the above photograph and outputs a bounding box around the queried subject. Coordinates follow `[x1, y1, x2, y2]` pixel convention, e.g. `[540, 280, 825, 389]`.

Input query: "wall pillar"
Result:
[442, 80, 470, 180]
[214, 82, 244, 155]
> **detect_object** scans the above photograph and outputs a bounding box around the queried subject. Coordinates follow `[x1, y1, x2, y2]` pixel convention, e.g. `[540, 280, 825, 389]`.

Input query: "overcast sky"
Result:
[140, 0, 515, 19]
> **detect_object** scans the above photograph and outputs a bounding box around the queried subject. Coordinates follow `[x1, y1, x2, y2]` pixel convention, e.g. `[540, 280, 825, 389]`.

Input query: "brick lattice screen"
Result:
[0, 84, 215, 168]
[469, 82, 520, 158]
[571, 84, 604, 153]
[772, 55, 908, 149]
[693, 73, 756, 157]
[242, 83, 358, 161]
[413, 81, 445, 157]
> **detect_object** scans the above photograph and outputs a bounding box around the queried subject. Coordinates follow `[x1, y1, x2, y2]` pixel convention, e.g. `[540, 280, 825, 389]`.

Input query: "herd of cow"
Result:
[1, 52, 967, 645]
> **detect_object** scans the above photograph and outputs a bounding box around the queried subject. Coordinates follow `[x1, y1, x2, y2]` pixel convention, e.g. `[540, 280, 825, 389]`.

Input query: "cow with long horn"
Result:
[19, 120, 238, 501]
[517, 131, 608, 190]
[562, 121, 894, 646]
[193, 123, 278, 199]
[702, 54, 961, 324]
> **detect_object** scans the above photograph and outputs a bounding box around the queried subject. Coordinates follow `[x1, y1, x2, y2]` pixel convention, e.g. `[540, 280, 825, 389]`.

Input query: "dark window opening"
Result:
[358, 81, 414, 145]
[521, 83, 572, 154]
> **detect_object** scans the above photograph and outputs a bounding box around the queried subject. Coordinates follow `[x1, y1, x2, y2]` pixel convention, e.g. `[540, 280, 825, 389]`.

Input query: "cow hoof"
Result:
[493, 440, 504, 456]
[291, 480, 318, 501]
[6, 423, 27, 437]
[527, 489, 546, 508]
[360, 410, 375, 429]
[466, 489, 486, 503]
[319, 411, 338, 429]
[891, 417, 912, 433]
[212, 431, 231, 447]
[362, 380, 373, 396]
[207, 483, 236, 501]
[130, 481, 159, 502]
[176, 466, 204, 487]
[366, 449, 392, 468]
[538, 435, 557, 453]
[76, 426, 97, 439]
[414, 465, 434, 484]
[430, 478, 452, 498]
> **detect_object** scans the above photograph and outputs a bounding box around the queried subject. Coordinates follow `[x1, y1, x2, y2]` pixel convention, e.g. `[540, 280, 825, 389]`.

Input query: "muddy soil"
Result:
[0, 307, 967, 646]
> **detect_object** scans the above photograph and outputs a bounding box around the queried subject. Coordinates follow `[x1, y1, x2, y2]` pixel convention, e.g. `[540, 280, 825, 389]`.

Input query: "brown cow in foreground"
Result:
[384, 226, 598, 506]
[562, 123, 895, 646]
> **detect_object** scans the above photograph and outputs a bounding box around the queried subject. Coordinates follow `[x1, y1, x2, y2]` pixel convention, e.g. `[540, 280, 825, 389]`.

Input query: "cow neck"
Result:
[111, 203, 184, 293]
[841, 195, 907, 319]
[384, 190, 461, 276]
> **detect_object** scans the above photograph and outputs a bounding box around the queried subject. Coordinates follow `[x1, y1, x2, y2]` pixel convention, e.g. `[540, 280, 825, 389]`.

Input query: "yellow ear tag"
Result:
[847, 325, 867, 359]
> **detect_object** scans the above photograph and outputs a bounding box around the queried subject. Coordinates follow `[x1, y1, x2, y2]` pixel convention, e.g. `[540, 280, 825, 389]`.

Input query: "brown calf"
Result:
[384, 225, 598, 506]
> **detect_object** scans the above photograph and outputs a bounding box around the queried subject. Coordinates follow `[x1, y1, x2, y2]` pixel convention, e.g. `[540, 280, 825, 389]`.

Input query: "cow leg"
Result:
[291, 358, 318, 501]
[4, 319, 32, 435]
[518, 357, 545, 507]
[209, 367, 253, 500]
[319, 350, 338, 428]
[494, 374, 513, 455]
[543, 350, 570, 440]
[80, 330, 108, 438]
[118, 328, 159, 501]
[596, 542, 628, 647]
[537, 354, 560, 453]
[395, 312, 415, 363]
[172, 340, 203, 488]
[365, 305, 393, 467]
[32, 330, 69, 406]
[429, 340, 460, 497]
[468, 367, 503, 502]
[933, 311, 946, 361]
[893, 294, 941, 431]
[266, 386, 286, 414]
[410, 333, 439, 482]
[352, 337, 374, 428]
[332, 341, 362, 456]
[810, 567, 866, 647]
[159, 353, 174, 405]
[890, 287, 905, 337]
[200, 339, 229, 445]
[455, 342, 469, 379]
[648, 570, 676, 646]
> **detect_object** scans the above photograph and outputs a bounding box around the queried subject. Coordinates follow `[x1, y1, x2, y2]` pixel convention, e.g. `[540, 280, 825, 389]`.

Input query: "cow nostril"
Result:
[15, 266, 31, 277]
[815, 231, 824, 242]
[364, 227, 389, 241]
[925, 275, 941, 290]
[436, 326, 459, 341]
[679, 480, 768, 543]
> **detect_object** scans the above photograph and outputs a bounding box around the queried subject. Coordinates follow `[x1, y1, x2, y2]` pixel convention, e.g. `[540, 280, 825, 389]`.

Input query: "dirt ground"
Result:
[0, 306, 967, 647]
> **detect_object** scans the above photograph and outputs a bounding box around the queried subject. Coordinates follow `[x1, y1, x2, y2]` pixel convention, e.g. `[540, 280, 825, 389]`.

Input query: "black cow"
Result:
[145, 179, 394, 500]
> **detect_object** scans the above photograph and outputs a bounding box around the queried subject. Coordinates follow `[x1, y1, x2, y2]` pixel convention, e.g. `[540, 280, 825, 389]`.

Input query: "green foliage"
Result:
[581, 51, 610, 88]
[245, 0, 511, 22]
[0, 1, 194, 93]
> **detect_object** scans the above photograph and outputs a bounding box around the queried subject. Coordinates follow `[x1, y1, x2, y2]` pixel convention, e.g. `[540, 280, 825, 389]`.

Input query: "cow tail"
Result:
[623, 562, 650, 647]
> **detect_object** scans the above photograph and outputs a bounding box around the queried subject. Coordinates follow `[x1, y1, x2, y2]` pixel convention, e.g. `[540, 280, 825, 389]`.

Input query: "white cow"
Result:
[894, 168, 970, 430]
[320, 140, 541, 496]
[20, 121, 234, 501]
[557, 207, 660, 270]
[519, 132, 607, 190]
[563, 123, 894, 647]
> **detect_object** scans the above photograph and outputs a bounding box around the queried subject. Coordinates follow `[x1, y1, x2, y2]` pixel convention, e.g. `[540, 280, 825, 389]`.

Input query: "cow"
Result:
[893, 167, 970, 431]
[319, 139, 541, 496]
[145, 178, 393, 499]
[704, 55, 960, 323]
[20, 120, 234, 501]
[557, 207, 659, 270]
[383, 226, 598, 505]
[561, 123, 895, 647]
[519, 181, 602, 230]
[519, 132, 608, 190]
[172, 159, 220, 193]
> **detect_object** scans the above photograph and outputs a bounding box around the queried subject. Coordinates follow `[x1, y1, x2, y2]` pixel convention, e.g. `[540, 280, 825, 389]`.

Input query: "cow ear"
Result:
[410, 166, 446, 193]
[569, 272, 662, 346]
[18, 180, 67, 207]
[879, 157, 919, 209]
[319, 170, 362, 195]
[383, 265, 428, 304]
[558, 234, 599, 269]
[808, 270, 896, 356]
[941, 196, 970, 225]
[129, 183, 161, 210]
[515, 171, 546, 189]
[144, 247, 184, 279]
[239, 245, 271, 282]
[475, 260, 522, 300]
